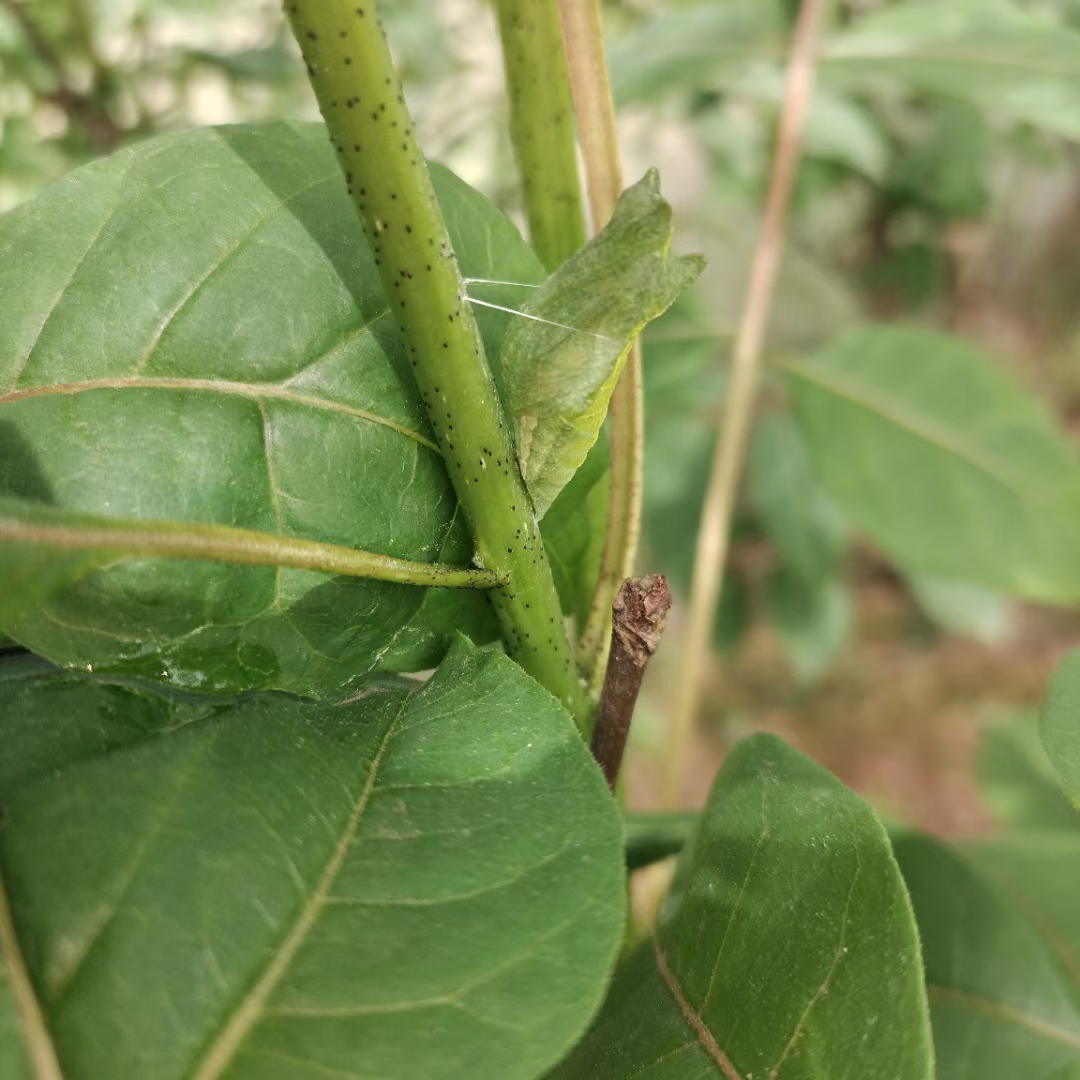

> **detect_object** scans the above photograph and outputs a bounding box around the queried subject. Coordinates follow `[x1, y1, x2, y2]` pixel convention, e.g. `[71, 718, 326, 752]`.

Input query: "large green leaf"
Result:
[822, 1, 1080, 141]
[0, 638, 625, 1080]
[965, 834, 1080, 1006]
[553, 734, 933, 1080]
[500, 169, 704, 517]
[786, 326, 1080, 604]
[895, 833, 1080, 1080]
[1042, 649, 1080, 810]
[0, 120, 542, 699]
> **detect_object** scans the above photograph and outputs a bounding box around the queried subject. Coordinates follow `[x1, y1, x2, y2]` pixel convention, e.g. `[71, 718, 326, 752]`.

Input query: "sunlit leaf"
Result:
[554, 735, 933, 1080]
[0, 638, 625, 1080]
[0, 121, 541, 698]
[786, 326, 1080, 604]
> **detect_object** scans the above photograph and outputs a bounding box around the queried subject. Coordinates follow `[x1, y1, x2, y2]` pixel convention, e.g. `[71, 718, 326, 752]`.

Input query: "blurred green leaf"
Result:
[747, 410, 847, 583]
[0, 638, 626, 1079]
[608, 1, 784, 105]
[786, 326, 1080, 604]
[895, 832, 1080, 1079]
[822, 0, 1080, 140]
[695, 212, 860, 353]
[965, 834, 1080, 1005]
[886, 101, 993, 221]
[553, 734, 933, 1080]
[979, 711, 1080, 831]
[765, 567, 852, 683]
[732, 69, 890, 181]
[0, 121, 540, 698]
[1042, 649, 1080, 809]
[907, 576, 1012, 645]
[623, 810, 699, 873]
[502, 169, 704, 517]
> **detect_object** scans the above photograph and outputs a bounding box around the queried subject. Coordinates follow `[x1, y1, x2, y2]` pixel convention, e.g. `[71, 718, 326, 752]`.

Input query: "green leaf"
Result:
[747, 411, 846, 584]
[965, 834, 1080, 1005]
[0, 637, 626, 1080]
[623, 811, 698, 873]
[608, 1, 784, 105]
[786, 326, 1080, 604]
[979, 711, 1080, 831]
[553, 734, 933, 1080]
[501, 169, 704, 517]
[1042, 649, 1080, 810]
[730, 69, 889, 181]
[540, 438, 609, 626]
[822, 1, 1080, 141]
[894, 833, 1080, 1080]
[764, 568, 852, 684]
[906, 575, 1012, 645]
[0, 121, 543, 698]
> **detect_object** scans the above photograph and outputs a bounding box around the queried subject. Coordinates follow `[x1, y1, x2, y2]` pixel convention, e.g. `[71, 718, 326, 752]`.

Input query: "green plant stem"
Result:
[665, 0, 826, 806]
[494, 0, 586, 272]
[0, 503, 505, 589]
[284, 0, 588, 726]
[557, 0, 644, 695]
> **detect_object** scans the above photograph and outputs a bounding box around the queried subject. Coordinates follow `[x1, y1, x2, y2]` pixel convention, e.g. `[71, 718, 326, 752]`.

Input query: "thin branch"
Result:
[592, 575, 671, 789]
[665, 0, 828, 806]
[556, 0, 645, 695]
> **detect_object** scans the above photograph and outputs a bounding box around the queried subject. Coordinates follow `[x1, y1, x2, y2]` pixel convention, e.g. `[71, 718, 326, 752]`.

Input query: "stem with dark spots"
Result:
[494, 0, 586, 272]
[284, 1, 589, 726]
[591, 575, 671, 789]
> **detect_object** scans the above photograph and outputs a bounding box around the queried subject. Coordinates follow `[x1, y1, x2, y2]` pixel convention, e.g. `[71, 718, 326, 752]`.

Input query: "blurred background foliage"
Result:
[3, 0, 1080, 833]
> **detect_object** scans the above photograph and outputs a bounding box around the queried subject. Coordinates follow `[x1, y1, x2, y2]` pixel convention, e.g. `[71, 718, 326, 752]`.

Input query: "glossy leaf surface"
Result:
[786, 326, 1080, 604]
[0, 121, 540, 698]
[554, 734, 932, 1080]
[501, 169, 704, 517]
[0, 639, 625, 1080]
[895, 833, 1080, 1080]
[1042, 649, 1080, 810]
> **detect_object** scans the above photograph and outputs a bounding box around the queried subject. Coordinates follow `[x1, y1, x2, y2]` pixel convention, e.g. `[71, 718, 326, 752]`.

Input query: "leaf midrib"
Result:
[189, 697, 407, 1080]
[0, 377, 438, 453]
[784, 361, 1023, 495]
